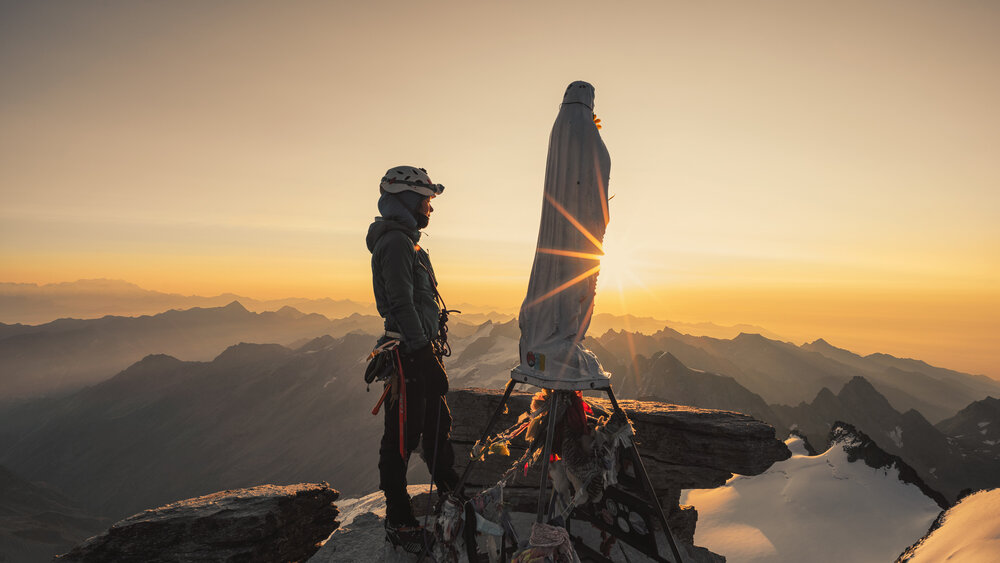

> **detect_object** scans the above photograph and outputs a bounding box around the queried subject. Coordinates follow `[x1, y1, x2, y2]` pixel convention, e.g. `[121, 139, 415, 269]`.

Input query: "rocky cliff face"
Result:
[58, 483, 339, 563]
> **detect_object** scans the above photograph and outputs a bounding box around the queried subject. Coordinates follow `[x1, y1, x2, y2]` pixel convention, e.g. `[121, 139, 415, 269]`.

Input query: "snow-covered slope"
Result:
[680, 431, 941, 562]
[897, 488, 1000, 563]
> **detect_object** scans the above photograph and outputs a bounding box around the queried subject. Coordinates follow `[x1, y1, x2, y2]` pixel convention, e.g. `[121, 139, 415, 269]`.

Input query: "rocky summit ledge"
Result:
[450, 387, 790, 489]
[58, 483, 339, 563]
[449, 387, 790, 550]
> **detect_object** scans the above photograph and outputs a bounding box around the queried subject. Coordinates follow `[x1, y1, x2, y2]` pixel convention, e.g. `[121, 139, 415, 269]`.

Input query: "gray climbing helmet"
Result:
[379, 166, 445, 197]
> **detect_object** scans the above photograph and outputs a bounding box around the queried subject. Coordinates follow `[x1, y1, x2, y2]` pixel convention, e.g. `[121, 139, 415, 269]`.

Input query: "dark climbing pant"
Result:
[379, 369, 459, 525]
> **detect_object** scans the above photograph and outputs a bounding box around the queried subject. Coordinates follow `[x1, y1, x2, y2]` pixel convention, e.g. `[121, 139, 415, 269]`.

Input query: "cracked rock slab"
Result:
[450, 388, 790, 493]
[58, 483, 340, 563]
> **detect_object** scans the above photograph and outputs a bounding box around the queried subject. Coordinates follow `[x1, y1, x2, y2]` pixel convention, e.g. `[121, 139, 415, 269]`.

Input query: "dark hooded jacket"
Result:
[365, 193, 440, 352]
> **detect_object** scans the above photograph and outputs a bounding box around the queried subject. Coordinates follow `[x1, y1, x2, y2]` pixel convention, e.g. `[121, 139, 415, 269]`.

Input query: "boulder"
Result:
[58, 483, 339, 563]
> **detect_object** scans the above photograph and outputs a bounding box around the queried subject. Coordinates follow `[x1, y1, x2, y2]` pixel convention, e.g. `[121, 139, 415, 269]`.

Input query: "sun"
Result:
[596, 230, 644, 293]
[527, 192, 648, 312]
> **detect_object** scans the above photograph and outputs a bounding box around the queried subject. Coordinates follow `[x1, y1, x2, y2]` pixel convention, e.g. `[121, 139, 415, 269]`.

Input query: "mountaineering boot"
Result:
[386, 525, 432, 556]
[385, 491, 419, 528]
[385, 509, 429, 556]
[385, 495, 427, 555]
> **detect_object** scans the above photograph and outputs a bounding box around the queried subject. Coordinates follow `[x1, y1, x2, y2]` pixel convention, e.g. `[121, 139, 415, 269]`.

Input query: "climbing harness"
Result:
[414, 248, 460, 359]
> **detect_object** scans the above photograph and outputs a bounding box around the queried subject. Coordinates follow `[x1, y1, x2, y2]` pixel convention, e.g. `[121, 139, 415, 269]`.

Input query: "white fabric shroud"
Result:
[513, 81, 611, 390]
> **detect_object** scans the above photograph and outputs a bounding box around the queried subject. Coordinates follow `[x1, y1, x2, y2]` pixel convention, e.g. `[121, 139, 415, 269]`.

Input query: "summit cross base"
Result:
[453, 379, 686, 563]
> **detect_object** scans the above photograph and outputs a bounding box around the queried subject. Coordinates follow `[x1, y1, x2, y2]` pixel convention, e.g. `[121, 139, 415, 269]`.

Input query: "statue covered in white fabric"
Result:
[512, 81, 611, 390]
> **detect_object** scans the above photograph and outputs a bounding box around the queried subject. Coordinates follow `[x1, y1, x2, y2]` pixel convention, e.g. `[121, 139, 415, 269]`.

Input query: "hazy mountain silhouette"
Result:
[802, 338, 998, 422]
[593, 329, 1000, 424]
[0, 335, 379, 521]
[661, 332, 865, 406]
[0, 279, 378, 325]
[0, 301, 384, 399]
[584, 330, 1000, 503]
[0, 279, 517, 328]
[587, 313, 781, 340]
[617, 351, 777, 422]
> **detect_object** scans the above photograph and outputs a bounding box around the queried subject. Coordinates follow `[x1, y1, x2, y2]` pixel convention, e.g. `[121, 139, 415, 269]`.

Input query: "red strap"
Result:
[372, 384, 391, 416]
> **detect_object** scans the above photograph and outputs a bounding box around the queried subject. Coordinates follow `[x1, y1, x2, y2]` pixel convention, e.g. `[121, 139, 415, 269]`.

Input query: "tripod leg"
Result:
[536, 391, 562, 523]
[605, 387, 685, 563]
[454, 378, 517, 495]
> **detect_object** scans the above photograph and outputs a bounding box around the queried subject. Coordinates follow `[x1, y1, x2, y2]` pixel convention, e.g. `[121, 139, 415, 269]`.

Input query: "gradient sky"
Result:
[2, 1, 998, 377]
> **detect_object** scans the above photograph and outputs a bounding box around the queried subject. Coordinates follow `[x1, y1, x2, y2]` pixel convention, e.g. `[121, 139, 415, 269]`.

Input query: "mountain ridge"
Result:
[0, 302, 384, 399]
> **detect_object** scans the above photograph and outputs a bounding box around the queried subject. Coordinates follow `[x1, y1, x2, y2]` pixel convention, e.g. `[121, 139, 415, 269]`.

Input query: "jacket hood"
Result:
[378, 191, 426, 228]
[366, 218, 421, 253]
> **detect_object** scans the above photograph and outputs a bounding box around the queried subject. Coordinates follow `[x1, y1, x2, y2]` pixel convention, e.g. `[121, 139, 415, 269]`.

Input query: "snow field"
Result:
[902, 488, 1000, 563]
[679, 436, 941, 563]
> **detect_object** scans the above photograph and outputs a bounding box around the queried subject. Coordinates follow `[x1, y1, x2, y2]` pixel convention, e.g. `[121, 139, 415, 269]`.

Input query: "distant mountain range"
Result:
[592, 329, 1000, 423]
[585, 331, 1000, 502]
[0, 279, 378, 325]
[0, 279, 515, 325]
[0, 301, 385, 398]
[1, 279, 784, 340]
[0, 335, 380, 521]
[3, 298, 1000, 559]
[587, 313, 783, 340]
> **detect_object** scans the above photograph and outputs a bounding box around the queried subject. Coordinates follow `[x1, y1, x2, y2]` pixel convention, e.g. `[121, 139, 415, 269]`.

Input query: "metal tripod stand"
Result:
[454, 379, 686, 562]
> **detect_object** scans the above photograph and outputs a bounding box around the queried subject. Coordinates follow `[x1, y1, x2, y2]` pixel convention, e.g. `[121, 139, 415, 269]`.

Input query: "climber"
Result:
[365, 165, 461, 543]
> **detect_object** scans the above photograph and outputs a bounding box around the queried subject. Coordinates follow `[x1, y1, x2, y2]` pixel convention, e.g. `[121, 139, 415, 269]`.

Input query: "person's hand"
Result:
[406, 344, 448, 396]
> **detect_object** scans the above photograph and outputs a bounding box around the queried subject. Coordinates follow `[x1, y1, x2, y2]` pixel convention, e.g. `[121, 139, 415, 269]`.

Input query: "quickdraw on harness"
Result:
[414, 246, 460, 359]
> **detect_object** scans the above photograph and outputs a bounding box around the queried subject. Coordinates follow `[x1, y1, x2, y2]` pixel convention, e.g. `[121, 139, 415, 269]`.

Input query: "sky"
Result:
[1, 1, 998, 377]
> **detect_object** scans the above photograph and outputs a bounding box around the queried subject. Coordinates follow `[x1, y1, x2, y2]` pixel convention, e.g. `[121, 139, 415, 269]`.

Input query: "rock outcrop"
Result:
[449, 387, 790, 560]
[58, 483, 339, 563]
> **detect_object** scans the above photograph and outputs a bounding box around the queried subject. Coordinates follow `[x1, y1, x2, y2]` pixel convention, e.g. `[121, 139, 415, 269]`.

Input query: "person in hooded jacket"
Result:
[365, 165, 459, 535]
